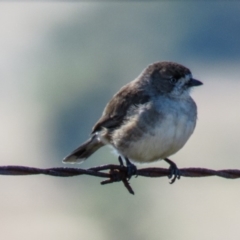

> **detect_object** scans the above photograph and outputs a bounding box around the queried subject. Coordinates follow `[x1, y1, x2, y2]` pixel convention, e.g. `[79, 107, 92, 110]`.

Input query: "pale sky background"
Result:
[0, 3, 240, 240]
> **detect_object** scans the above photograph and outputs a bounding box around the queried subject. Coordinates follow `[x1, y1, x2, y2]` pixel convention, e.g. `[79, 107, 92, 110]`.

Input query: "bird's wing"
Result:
[92, 83, 150, 134]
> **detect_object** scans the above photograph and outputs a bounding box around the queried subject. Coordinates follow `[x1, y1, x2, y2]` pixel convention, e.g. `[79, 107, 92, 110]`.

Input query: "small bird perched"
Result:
[63, 61, 202, 182]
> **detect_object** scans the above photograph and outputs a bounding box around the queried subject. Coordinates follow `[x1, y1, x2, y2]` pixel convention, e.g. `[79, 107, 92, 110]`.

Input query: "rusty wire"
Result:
[1, 164, 240, 195]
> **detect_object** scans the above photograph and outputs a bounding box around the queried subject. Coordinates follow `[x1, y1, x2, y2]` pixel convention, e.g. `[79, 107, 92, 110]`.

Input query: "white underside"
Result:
[98, 113, 196, 164]
[121, 114, 195, 163]
[97, 96, 197, 163]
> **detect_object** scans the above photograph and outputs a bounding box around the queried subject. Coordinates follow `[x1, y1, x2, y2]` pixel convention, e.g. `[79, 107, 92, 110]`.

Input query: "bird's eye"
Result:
[169, 77, 177, 84]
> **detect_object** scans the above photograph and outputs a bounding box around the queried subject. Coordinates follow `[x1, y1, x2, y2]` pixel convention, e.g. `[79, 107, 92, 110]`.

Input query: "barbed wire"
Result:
[1, 165, 240, 195]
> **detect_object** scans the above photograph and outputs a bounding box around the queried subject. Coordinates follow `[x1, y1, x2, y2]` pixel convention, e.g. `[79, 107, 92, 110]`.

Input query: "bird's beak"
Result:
[187, 78, 203, 87]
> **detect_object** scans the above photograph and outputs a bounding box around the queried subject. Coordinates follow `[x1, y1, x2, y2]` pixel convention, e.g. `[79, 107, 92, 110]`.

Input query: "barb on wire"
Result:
[0, 165, 240, 195]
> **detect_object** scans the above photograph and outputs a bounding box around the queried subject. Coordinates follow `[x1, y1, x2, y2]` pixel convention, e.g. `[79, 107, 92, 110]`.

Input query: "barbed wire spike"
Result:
[1, 165, 240, 195]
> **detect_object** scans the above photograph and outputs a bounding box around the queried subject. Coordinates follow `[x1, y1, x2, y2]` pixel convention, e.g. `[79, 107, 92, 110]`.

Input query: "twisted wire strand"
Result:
[0, 165, 239, 194]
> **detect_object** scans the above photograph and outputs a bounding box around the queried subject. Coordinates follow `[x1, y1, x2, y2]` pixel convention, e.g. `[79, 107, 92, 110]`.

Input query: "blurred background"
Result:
[0, 2, 240, 240]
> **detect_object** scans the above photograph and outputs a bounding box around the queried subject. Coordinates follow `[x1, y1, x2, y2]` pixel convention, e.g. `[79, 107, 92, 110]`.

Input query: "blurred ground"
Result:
[0, 3, 240, 240]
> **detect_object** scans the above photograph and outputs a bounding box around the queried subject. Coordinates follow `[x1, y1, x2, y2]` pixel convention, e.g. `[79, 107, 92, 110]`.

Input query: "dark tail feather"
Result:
[63, 135, 104, 163]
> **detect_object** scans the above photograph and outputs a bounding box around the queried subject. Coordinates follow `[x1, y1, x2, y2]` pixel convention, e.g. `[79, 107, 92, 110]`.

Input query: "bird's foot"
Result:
[118, 156, 137, 179]
[164, 158, 181, 184]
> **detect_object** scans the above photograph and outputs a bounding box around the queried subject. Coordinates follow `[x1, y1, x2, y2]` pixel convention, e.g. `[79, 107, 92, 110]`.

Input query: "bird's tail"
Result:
[63, 134, 104, 163]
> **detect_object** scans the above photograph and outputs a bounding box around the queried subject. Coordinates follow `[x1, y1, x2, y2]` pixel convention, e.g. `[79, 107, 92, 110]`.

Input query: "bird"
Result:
[63, 61, 203, 182]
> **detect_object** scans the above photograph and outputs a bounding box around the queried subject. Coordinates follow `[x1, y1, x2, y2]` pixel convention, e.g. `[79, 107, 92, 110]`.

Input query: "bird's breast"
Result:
[111, 98, 197, 163]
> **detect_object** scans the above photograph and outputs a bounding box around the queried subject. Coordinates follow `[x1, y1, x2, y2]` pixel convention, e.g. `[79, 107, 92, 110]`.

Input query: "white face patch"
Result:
[171, 74, 192, 98]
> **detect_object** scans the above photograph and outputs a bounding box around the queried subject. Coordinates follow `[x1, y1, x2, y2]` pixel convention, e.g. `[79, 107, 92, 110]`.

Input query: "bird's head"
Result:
[141, 61, 203, 98]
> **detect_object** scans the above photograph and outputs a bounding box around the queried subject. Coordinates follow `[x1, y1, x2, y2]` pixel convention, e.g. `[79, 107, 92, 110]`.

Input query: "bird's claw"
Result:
[118, 156, 137, 180]
[126, 163, 137, 180]
[164, 158, 181, 184]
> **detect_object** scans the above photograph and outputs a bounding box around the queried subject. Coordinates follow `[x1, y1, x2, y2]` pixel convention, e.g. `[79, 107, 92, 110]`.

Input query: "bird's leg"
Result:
[125, 157, 137, 179]
[118, 156, 137, 179]
[164, 158, 181, 184]
[118, 156, 124, 166]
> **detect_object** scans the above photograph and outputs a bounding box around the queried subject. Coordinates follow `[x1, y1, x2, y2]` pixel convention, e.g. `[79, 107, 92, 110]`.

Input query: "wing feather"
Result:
[92, 82, 150, 134]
